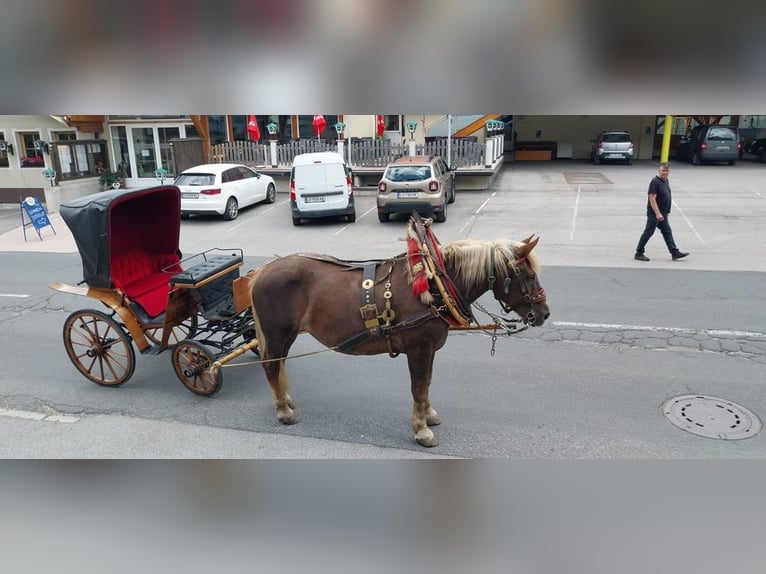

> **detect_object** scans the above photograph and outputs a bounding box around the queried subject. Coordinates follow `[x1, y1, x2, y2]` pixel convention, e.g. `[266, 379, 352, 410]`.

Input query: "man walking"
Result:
[634, 162, 689, 262]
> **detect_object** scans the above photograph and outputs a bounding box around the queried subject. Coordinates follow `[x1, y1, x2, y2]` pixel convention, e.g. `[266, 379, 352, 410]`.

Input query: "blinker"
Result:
[503, 277, 511, 294]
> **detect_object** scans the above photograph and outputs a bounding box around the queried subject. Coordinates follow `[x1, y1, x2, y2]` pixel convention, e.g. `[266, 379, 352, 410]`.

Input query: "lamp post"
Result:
[406, 121, 418, 156]
[334, 122, 346, 158]
[154, 167, 168, 185]
[266, 122, 279, 167]
[42, 168, 57, 187]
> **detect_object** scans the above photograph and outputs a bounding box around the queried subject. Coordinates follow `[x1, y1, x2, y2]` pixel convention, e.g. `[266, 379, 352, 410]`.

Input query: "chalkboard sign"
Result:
[20, 196, 56, 241]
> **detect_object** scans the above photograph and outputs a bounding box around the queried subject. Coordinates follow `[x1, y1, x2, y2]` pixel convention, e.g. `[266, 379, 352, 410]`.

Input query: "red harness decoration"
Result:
[407, 235, 430, 299]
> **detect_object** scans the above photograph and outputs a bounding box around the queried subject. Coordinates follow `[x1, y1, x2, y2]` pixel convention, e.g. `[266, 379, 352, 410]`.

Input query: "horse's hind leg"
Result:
[263, 359, 297, 425]
[407, 352, 438, 447]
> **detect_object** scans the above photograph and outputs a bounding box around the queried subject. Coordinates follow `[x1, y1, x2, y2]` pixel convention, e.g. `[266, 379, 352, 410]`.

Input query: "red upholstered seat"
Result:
[111, 249, 181, 317]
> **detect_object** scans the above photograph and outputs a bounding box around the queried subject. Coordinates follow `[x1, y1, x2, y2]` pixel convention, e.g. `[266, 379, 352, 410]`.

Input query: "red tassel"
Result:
[412, 274, 429, 296]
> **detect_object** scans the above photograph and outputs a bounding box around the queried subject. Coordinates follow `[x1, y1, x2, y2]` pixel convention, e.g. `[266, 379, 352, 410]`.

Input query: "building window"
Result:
[0, 133, 8, 168]
[19, 132, 45, 168]
[297, 114, 339, 141]
[383, 115, 400, 132]
[54, 132, 77, 141]
[52, 140, 108, 180]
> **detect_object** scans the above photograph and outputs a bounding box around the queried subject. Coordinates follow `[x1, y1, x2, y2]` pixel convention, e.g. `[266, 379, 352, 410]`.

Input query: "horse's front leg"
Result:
[407, 351, 439, 447]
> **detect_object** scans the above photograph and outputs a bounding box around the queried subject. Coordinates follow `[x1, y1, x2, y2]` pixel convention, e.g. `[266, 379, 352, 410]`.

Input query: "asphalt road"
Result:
[1, 159, 765, 458]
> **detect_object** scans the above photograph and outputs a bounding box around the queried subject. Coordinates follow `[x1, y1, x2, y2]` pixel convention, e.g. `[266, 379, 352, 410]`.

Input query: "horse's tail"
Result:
[246, 266, 269, 359]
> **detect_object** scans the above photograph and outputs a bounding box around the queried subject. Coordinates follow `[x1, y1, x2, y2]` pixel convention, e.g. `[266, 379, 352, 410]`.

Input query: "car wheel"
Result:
[292, 216, 302, 226]
[626, 158, 632, 166]
[692, 152, 700, 166]
[596, 155, 603, 165]
[265, 183, 276, 204]
[181, 213, 190, 220]
[378, 212, 389, 223]
[728, 160, 736, 166]
[448, 180, 456, 204]
[223, 197, 239, 220]
[435, 202, 447, 223]
[346, 211, 356, 223]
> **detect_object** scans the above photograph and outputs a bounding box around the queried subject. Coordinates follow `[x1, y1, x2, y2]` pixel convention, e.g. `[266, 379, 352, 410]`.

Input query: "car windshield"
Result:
[174, 173, 216, 186]
[707, 127, 736, 141]
[386, 166, 431, 182]
[601, 133, 630, 143]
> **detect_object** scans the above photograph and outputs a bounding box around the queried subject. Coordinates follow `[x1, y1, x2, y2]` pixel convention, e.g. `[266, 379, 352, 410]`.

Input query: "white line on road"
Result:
[569, 186, 581, 242]
[750, 188, 765, 199]
[334, 205, 377, 236]
[459, 192, 495, 236]
[0, 408, 79, 423]
[553, 321, 766, 339]
[672, 199, 705, 245]
[0, 293, 30, 298]
[227, 200, 289, 232]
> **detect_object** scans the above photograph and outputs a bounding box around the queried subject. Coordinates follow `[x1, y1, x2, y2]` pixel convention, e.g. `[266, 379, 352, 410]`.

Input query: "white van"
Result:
[289, 152, 355, 225]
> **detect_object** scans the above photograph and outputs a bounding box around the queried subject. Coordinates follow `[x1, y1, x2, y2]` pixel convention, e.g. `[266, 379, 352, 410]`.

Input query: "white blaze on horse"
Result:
[245, 214, 549, 447]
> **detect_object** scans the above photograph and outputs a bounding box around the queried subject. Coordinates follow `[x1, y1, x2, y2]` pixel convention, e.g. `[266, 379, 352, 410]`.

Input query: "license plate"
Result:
[606, 154, 622, 159]
[716, 146, 730, 150]
[304, 196, 325, 204]
[181, 192, 197, 199]
[397, 192, 418, 198]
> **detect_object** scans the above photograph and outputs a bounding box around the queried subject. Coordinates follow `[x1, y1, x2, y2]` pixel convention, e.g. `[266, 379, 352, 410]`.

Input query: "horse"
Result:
[246, 219, 550, 447]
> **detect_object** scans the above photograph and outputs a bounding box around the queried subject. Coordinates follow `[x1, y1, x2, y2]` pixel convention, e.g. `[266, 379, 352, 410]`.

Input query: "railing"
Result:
[211, 138, 490, 169]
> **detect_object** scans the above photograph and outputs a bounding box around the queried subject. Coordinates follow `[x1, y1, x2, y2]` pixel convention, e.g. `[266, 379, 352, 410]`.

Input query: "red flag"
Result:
[376, 115, 385, 138]
[312, 115, 327, 138]
[247, 115, 261, 141]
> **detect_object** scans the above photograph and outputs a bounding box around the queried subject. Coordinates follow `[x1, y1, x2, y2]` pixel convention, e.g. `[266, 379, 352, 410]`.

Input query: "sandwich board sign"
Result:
[20, 196, 56, 241]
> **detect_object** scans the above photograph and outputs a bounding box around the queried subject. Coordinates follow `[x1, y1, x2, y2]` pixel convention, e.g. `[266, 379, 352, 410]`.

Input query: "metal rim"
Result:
[171, 340, 222, 396]
[224, 197, 238, 220]
[63, 309, 136, 386]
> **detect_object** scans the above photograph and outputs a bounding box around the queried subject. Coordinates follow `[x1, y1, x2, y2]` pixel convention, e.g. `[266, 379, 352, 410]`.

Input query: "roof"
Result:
[291, 152, 345, 165]
[178, 163, 245, 173]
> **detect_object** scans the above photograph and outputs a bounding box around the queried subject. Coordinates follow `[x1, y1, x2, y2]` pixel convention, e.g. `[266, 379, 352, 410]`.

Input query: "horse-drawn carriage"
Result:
[50, 185, 257, 396]
[51, 183, 550, 447]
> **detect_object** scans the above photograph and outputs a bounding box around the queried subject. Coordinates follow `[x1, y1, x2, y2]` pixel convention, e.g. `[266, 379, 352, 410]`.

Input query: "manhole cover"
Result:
[662, 395, 762, 440]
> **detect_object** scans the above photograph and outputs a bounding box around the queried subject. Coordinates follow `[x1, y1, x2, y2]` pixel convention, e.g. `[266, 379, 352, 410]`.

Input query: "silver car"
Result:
[591, 131, 634, 165]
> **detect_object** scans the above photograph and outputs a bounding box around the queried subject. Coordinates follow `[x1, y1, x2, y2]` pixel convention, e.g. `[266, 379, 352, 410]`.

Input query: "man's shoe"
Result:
[634, 253, 650, 261]
[672, 252, 689, 260]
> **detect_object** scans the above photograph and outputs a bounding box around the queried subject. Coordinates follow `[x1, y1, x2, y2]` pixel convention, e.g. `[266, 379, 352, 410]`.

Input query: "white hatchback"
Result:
[175, 163, 276, 220]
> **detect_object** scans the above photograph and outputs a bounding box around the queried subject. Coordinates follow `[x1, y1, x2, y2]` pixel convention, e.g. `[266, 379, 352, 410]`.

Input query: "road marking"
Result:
[227, 200, 288, 232]
[672, 200, 705, 245]
[0, 408, 79, 423]
[750, 188, 765, 199]
[553, 321, 766, 339]
[0, 293, 30, 298]
[333, 205, 376, 236]
[459, 192, 495, 235]
[569, 186, 581, 242]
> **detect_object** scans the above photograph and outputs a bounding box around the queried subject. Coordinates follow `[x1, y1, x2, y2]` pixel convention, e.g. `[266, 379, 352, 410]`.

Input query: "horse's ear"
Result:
[516, 235, 539, 258]
[521, 234, 534, 244]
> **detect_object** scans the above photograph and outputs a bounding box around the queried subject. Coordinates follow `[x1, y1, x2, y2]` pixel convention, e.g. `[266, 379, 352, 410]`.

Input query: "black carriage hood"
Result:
[59, 185, 181, 288]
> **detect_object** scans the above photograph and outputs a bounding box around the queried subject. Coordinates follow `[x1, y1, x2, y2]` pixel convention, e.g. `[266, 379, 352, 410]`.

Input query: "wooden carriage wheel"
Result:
[63, 309, 136, 386]
[171, 340, 222, 396]
[144, 315, 198, 347]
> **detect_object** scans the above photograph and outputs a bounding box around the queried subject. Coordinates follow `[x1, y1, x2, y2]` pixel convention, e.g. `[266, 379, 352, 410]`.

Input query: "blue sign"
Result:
[20, 196, 56, 241]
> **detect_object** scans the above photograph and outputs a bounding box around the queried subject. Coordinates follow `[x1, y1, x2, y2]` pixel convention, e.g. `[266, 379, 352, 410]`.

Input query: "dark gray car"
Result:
[676, 124, 740, 165]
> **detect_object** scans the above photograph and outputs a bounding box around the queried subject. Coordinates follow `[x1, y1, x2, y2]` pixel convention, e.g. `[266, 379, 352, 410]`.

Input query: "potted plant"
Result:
[97, 162, 127, 190]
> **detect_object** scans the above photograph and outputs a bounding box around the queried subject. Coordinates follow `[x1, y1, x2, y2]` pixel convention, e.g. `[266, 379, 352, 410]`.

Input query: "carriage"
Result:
[49, 185, 257, 396]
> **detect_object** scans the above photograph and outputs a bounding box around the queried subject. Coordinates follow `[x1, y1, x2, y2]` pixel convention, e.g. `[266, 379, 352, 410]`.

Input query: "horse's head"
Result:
[491, 235, 550, 327]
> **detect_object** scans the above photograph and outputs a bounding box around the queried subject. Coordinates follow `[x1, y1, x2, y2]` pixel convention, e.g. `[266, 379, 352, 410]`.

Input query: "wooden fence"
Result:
[211, 138, 487, 169]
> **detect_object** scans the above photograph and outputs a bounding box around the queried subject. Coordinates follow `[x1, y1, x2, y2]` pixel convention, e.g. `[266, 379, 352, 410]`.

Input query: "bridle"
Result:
[487, 245, 546, 326]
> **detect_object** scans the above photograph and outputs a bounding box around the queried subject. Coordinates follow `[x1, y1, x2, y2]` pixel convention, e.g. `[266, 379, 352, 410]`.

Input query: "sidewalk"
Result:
[0, 207, 77, 253]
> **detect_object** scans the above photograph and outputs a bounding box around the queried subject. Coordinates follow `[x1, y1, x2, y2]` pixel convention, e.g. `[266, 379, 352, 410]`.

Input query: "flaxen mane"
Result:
[440, 239, 540, 293]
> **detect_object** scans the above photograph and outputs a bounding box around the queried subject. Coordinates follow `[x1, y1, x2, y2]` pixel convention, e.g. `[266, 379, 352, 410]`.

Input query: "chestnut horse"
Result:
[247, 227, 549, 447]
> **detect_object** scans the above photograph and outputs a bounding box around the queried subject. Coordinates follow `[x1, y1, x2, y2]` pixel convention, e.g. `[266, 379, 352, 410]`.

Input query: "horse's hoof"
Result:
[277, 410, 297, 425]
[426, 409, 441, 426]
[415, 430, 438, 447]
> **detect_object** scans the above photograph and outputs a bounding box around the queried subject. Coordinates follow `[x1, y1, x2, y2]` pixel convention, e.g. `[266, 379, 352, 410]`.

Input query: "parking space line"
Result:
[0, 293, 29, 298]
[459, 192, 495, 236]
[569, 186, 581, 242]
[672, 200, 705, 245]
[750, 188, 765, 199]
[333, 205, 377, 236]
[227, 199, 289, 232]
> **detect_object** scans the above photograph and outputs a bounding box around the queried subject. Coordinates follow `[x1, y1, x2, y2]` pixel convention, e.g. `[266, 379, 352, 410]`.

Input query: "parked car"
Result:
[289, 152, 355, 226]
[376, 155, 455, 223]
[676, 125, 740, 165]
[175, 163, 276, 220]
[590, 131, 634, 165]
